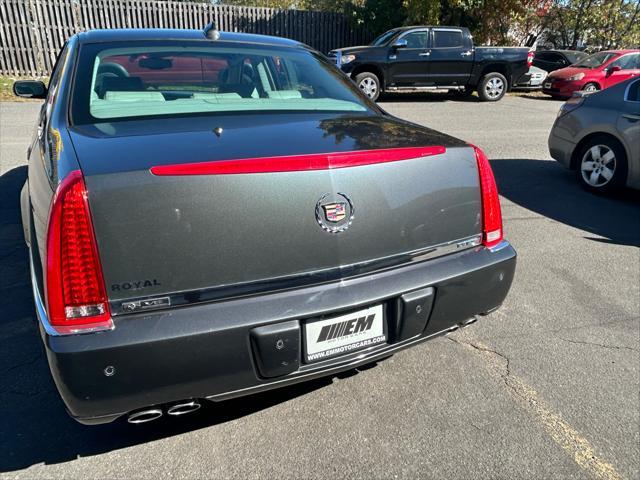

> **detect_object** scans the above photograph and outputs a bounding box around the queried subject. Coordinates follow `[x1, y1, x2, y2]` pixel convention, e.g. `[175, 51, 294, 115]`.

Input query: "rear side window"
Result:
[627, 79, 640, 102]
[72, 41, 373, 124]
[433, 30, 464, 49]
[545, 53, 564, 63]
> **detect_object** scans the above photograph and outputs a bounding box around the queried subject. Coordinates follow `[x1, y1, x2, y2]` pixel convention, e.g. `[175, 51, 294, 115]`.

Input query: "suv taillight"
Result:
[473, 146, 503, 248]
[527, 50, 534, 67]
[46, 170, 112, 334]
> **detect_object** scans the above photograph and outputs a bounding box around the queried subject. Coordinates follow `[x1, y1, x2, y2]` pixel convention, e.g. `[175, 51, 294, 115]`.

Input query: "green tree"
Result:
[404, 0, 440, 25]
[542, 0, 640, 49]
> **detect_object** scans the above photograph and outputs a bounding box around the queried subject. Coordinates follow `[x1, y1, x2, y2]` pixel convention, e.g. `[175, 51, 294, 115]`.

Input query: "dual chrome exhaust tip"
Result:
[127, 400, 201, 424]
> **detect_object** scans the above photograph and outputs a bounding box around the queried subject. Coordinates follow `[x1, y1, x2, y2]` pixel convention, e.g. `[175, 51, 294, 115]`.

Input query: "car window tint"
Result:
[627, 80, 640, 102]
[547, 53, 563, 63]
[574, 51, 619, 68]
[564, 51, 587, 64]
[402, 31, 428, 49]
[76, 42, 372, 123]
[433, 30, 464, 48]
[609, 53, 640, 70]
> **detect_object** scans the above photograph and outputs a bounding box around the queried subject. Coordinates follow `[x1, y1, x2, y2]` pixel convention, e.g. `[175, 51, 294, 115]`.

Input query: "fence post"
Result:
[70, 0, 82, 34]
[26, 0, 47, 76]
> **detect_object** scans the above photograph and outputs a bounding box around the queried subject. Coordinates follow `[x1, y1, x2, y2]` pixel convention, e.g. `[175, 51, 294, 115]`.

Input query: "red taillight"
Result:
[527, 50, 534, 68]
[46, 170, 112, 334]
[473, 146, 503, 248]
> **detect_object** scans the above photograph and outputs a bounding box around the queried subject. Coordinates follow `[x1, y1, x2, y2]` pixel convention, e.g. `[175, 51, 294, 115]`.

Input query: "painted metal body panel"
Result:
[69, 114, 480, 304]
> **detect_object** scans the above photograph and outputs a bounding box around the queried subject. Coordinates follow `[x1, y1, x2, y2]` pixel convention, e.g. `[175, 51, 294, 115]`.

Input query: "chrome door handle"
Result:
[419, 52, 431, 57]
[461, 51, 472, 57]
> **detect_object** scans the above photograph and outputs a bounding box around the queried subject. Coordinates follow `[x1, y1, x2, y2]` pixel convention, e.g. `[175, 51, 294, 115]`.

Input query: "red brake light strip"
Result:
[150, 146, 446, 176]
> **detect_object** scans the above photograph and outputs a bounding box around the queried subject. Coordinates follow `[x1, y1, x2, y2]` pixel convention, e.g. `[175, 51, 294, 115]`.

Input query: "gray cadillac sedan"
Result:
[549, 77, 640, 193]
[13, 27, 516, 425]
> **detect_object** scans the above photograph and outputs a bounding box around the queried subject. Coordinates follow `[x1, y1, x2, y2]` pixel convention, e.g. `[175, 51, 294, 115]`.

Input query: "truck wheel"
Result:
[478, 72, 507, 102]
[575, 135, 627, 194]
[355, 72, 380, 101]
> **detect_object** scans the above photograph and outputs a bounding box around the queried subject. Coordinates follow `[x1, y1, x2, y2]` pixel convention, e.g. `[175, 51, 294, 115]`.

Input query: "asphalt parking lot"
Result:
[1, 94, 638, 479]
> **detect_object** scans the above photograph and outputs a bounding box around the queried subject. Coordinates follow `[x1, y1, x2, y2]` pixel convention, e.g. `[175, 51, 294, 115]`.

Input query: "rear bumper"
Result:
[548, 123, 577, 169]
[35, 241, 516, 424]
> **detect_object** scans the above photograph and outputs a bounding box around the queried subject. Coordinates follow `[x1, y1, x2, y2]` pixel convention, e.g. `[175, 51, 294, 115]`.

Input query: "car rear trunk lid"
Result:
[69, 113, 482, 313]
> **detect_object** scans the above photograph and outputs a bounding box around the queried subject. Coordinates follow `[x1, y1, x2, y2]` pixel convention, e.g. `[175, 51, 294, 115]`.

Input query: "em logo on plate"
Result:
[315, 193, 354, 233]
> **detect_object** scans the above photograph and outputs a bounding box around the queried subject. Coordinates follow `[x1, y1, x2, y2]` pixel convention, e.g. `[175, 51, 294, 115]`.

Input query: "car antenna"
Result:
[203, 21, 220, 41]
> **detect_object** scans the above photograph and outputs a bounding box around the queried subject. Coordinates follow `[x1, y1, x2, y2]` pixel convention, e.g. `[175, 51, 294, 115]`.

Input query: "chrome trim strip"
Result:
[29, 254, 58, 336]
[488, 239, 510, 253]
[29, 251, 114, 336]
[112, 234, 483, 315]
[334, 50, 342, 66]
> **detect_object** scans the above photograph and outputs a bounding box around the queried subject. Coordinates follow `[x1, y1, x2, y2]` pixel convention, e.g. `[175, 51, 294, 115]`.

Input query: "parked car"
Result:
[13, 27, 516, 425]
[543, 50, 640, 99]
[514, 66, 547, 90]
[548, 77, 640, 193]
[533, 49, 588, 73]
[329, 26, 532, 102]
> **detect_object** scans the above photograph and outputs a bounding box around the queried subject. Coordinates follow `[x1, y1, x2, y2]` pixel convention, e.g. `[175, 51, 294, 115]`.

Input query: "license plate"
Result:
[304, 304, 386, 363]
[544, 82, 552, 89]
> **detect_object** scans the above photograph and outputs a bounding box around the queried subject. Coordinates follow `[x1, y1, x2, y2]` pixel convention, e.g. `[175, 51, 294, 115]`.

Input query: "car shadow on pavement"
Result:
[491, 159, 640, 247]
[0, 166, 382, 472]
[378, 91, 480, 103]
[510, 94, 563, 102]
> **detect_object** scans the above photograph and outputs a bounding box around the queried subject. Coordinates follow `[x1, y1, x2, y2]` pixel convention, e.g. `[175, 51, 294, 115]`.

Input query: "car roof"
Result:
[76, 28, 305, 48]
[550, 49, 586, 55]
[598, 49, 640, 54]
[399, 25, 466, 30]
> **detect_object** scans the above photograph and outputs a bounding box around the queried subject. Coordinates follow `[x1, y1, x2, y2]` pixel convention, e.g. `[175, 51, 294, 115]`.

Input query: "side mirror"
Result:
[392, 38, 408, 49]
[605, 65, 621, 76]
[13, 80, 47, 99]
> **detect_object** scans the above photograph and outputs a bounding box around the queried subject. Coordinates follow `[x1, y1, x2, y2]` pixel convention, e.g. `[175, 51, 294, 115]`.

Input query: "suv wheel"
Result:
[355, 72, 380, 101]
[576, 135, 627, 194]
[478, 72, 507, 102]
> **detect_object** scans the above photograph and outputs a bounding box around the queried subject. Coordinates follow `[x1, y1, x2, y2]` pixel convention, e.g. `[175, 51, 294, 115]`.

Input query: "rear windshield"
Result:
[564, 51, 587, 64]
[573, 51, 619, 68]
[72, 41, 373, 124]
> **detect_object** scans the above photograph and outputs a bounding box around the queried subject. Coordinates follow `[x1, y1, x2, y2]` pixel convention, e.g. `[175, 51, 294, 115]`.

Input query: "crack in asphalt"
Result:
[446, 336, 525, 401]
[445, 333, 624, 480]
[0, 354, 41, 376]
[559, 337, 638, 352]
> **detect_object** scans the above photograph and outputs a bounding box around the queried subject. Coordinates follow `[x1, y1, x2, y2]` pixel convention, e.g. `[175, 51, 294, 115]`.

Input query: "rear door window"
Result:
[627, 79, 640, 102]
[432, 30, 464, 49]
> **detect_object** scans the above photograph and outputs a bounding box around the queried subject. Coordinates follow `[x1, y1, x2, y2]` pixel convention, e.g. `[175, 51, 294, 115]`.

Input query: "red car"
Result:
[543, 49, 640, 99]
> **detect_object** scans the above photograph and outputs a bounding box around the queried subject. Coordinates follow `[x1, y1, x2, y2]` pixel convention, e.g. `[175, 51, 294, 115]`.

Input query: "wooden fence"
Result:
[0, 0, 372, 77]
